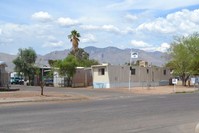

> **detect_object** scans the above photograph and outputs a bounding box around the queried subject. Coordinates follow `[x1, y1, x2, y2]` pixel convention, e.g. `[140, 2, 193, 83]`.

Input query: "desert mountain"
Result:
[0, 46, 167, 72]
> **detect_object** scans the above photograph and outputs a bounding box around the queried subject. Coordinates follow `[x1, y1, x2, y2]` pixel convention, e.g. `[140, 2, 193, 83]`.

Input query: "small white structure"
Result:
[0, 61, 9, 87]
[92, 64, 171, 89]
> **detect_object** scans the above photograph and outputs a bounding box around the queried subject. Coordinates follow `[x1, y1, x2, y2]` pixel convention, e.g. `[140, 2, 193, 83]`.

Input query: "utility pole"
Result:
[129, 50, 138, 91]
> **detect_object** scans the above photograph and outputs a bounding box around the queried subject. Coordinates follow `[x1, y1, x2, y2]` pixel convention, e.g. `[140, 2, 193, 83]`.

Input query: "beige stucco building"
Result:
[0, 61, 9, 87]
[92, 64, 171, 89]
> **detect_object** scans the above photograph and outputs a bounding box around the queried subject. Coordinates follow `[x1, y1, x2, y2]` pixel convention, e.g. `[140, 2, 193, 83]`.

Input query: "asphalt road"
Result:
[0, 88, 199, 133]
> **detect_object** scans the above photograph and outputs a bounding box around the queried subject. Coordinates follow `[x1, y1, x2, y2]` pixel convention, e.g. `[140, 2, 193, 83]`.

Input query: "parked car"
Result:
[10, 77, 24, 85]
[44, 78, 53, 86]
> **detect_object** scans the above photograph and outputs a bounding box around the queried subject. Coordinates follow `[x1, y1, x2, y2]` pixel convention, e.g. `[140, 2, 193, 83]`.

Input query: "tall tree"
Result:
[68, 48, 99, 67]
[69, 48, 89, 60]
[184, 33, 199, 75]
[68, 30, 80, 52]
[13, 48, 37, 85]
[166, 33, 199, 86]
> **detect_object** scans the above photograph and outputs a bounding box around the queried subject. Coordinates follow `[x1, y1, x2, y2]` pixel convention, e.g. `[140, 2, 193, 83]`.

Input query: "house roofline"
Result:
[0, 61, 7, 67]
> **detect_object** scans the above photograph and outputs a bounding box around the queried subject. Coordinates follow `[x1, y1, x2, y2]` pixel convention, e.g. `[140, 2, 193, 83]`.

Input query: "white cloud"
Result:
[0, 22, 65, 53]
[130, 40, 151, 47]
[137, 9, 199, 34]
[0, 23, 28, 45]
[108, 0, 199, 10]
[57, 17, 80, 27]
[156, 43, 170, 52]
[40, 35, 65, 48]
[123, 27, 135, 34]
[3, 23, 26, 33]
[125, 14, 138, 21]
[32, 11, 52, 22]
[0, 29, 13, 45]
[102, 25, 120, 33]
[137, 18, 175, 34]
[0, 23, 54, 39]
[130, 40, 170, 52]
[0, 37, 13, 45]
[80, 25, 99, 30]
[80, 24, 121, 34]
[42, 40, 64, 48]
[82, 34, 97, 43]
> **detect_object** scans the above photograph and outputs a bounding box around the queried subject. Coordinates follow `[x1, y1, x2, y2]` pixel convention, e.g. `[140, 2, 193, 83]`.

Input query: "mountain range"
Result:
[0, 46, 168, 72]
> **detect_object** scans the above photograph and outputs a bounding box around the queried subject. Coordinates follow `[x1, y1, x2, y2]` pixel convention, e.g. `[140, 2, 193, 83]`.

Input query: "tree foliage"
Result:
[56, 55, 78, 77]
[166, 33, 199, 86]
[54, 49, 99, 87]
[13, 48, 37, 85]
[55, 55, 78, 86]
[69, 48, 99, 67]
[53, 30, 99, 87]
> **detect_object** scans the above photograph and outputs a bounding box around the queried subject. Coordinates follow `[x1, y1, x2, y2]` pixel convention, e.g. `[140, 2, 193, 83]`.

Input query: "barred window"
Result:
[131, 68, 136, 75]
[163, 70, 166, 75]
[98, 68, 105, 75]
[147, 69, 149, 74]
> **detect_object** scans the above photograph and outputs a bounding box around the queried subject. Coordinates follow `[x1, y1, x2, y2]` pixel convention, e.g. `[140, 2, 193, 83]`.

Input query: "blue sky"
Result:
[0, 0, 199, 55]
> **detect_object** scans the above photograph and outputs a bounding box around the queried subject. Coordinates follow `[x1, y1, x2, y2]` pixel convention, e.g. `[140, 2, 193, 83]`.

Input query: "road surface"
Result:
[0, 88, 199, 133]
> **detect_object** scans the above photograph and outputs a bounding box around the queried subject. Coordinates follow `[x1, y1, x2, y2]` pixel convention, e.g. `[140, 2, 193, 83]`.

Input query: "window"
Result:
[130, 68, 136, 75]
[98, 68, 105, 75]
[131, 69, 135, 75]
[147, 69, 149, 74]
[163, 70, 166, 75]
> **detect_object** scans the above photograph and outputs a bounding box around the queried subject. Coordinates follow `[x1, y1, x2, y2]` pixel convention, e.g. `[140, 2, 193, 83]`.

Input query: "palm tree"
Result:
[68, 30, 81, 52]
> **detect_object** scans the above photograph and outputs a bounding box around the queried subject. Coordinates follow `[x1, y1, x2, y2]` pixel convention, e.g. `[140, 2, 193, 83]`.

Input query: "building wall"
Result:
[72, 68, 93, 87]
[107, 65, 129, 88]
[92, 65, 171, 89]
[54, 68, 93, 87]
[84, 69, 93, 86]
[92, 65, 110, 88]
[53, 71, 65, 87]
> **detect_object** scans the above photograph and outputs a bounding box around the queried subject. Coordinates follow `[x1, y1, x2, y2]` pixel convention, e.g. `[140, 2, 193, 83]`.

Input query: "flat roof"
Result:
[91, 64, 109, 68]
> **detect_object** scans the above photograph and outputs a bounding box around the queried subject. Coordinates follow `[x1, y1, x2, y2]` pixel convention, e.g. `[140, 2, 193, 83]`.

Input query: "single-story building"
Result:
[92, 64, 171, 89]
[53, 67, 92, 87]
[0, 61, 9, 87]
[71, 67, 92, 87]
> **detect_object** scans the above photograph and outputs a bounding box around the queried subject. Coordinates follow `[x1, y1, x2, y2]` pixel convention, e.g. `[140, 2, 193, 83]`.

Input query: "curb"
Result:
[0, 96, 89, 104]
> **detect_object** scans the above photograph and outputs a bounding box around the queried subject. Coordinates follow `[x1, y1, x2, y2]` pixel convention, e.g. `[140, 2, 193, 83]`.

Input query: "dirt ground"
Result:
[0, 91, 71, 98]
[0, 90, 89, 104]
[112, 85, 198, 95]
[0, 85, 198, 103]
